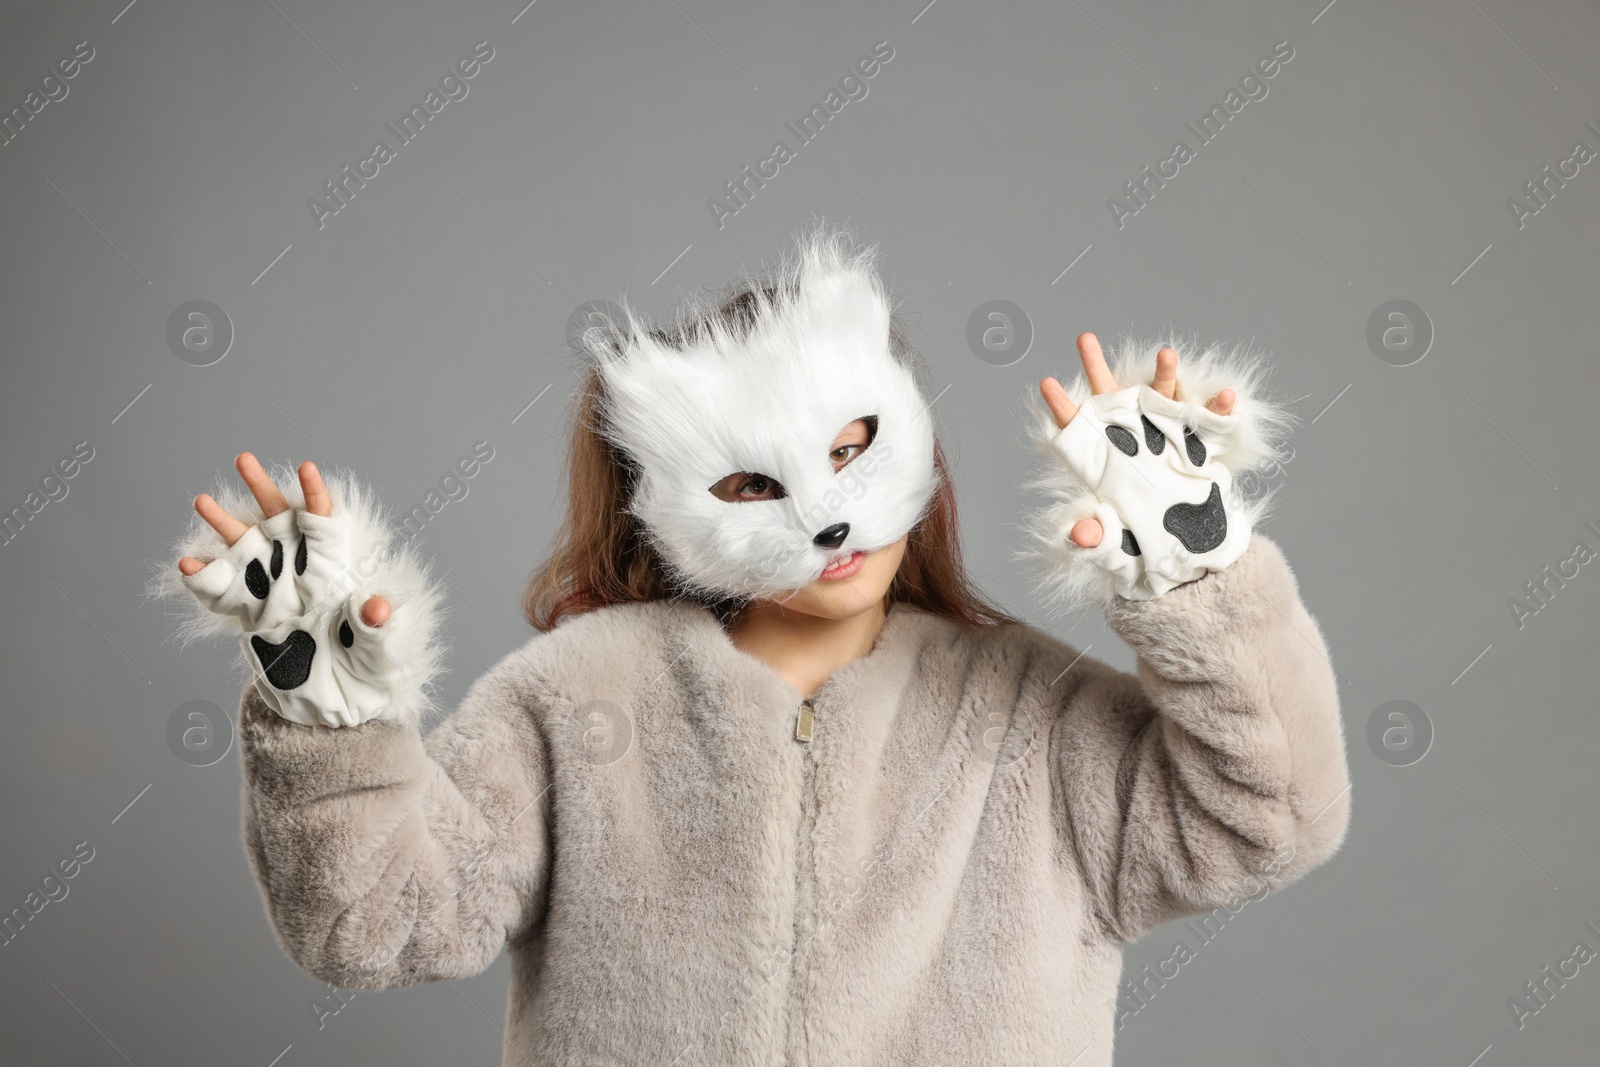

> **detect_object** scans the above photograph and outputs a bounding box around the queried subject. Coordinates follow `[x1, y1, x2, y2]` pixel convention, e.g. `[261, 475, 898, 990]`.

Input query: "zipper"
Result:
[785, 694, 820, 1065]
[794, 698, 814, 742]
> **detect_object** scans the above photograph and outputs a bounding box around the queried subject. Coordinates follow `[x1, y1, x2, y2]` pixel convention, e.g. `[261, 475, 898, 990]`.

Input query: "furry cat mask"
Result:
[583, 232, 938, 601]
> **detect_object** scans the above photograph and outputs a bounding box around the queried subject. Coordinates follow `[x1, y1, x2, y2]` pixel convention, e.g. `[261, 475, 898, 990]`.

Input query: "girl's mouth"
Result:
[818, 550, 867, 581]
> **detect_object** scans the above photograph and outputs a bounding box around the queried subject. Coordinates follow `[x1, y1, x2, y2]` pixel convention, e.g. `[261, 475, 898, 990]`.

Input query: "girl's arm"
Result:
[158, 455, 553, 988]
[1050, 532, 1350, 943]
[238, 646, 552, 989]
[1029, 334, 1350, 942]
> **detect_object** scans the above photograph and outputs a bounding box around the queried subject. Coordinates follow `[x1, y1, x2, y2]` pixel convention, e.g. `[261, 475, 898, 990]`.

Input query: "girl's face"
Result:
[717, 418, 909, 621]
[590, 247, 939, 603]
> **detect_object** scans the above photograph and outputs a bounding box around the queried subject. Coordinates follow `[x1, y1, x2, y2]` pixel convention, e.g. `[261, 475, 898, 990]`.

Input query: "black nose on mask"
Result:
[813, 522, 850, 549]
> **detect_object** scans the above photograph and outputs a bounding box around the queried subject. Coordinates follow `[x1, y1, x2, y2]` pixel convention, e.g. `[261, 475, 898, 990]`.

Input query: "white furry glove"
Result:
[1050, 383, 1250, 599]
[165, 472, 443, 728]
[1028, 338, 1291, 604]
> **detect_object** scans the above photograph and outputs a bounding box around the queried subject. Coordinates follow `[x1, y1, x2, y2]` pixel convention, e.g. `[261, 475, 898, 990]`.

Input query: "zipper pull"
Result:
[795, 699, 814, 743]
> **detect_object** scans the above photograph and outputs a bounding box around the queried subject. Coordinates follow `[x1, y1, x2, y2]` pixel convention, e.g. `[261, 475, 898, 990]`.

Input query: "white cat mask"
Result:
[585, 234, 938, 601]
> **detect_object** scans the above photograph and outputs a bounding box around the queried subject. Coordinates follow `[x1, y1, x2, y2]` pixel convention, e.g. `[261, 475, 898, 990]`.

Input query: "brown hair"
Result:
[523, 289, 1017, 633]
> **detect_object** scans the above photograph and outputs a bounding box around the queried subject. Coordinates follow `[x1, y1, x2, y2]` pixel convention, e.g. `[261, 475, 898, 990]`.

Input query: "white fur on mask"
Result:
[587, 229, 938, 600]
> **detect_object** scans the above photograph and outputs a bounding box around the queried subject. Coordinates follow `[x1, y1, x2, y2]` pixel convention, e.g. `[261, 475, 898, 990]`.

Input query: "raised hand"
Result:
[1034, 332, 1262, 601]
[180, 454, 390, 626]
[1040, 334, 1235, 549]
[176, 453, 417, 727]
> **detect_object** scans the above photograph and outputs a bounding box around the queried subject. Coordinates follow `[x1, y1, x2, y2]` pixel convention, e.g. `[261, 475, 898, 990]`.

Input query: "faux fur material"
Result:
[233, 532, 1350, 1066]
[147, 464, 448, 727]
[1020, 334, 1295, 609]
[580, 224, 940, 601]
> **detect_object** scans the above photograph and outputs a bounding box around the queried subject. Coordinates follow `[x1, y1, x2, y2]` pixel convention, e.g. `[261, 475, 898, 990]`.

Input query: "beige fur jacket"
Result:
[231, 532, 1351, 1066]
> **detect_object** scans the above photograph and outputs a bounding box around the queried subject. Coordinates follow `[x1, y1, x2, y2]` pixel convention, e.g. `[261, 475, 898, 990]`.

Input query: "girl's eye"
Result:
[828, 416, 877, 471]
[709, 470, 786, 502]
[830, 444, 863, 467]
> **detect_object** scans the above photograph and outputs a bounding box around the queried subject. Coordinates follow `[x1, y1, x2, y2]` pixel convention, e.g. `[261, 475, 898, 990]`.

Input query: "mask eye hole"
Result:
[829, 415, 878, 472]
[708, 471, 787, 503]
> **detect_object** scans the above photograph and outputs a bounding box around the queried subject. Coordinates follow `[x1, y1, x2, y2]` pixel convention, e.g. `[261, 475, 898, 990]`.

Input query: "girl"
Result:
[164, 226, 1350, 1065]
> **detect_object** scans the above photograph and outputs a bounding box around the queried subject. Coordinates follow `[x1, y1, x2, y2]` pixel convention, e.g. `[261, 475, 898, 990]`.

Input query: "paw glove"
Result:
[1051, 383, 1250, 599]
[1028, 340, 1291, 604]
[166, 475, 443, 728]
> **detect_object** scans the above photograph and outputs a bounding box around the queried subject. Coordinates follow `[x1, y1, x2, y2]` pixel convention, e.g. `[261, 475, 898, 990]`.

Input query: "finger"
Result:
[1040, 377, 1078, 429]
[1151, 347, 1178, 399]
[1077, 333, 1119, 395]
[1069, 517, 1104, 548]
[300, 461, 333, 517]
[194, 494, 249, 546]
[361, 596, 390, 628]
[1208, 388, 1236, 416]
[235, 452, 291, 518]
[177, 556, 206, 577]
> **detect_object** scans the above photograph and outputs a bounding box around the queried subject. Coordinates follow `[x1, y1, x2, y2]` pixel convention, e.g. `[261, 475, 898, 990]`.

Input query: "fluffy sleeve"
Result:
[1050, 533, 1352, 943]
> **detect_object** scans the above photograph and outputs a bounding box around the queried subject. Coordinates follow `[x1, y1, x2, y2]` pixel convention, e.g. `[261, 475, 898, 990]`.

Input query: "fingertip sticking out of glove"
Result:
[152, 467, 446, 728]
[1022, 336, 1294, 606]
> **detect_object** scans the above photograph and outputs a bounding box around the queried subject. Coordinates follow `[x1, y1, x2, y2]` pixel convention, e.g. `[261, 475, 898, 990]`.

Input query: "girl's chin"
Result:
[781, 588, 887, 622]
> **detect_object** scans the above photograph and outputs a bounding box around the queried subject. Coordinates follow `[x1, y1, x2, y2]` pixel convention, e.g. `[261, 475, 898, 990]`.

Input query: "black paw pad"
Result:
[269, 539, 283, 579]
[250, 630, 317, 690]
[339, 620, 355, 648]
[1106, 425, 1138, 457]
[1140, 415, 1165, 455]
[1120, 529, 1141, 556]
[1184, 427, 1207, 466]
[245, 559, 270, 600]
[294, 537, 307, 576]
[1163, 482, 1227, 554]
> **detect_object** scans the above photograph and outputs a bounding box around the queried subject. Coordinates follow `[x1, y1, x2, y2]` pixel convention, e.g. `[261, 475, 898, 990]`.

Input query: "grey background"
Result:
[1, 0, 1596, 1063]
